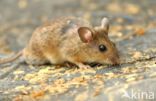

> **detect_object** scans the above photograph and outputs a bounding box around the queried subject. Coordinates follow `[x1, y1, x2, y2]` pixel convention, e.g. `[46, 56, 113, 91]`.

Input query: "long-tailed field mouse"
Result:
[0, 16, 120, 68]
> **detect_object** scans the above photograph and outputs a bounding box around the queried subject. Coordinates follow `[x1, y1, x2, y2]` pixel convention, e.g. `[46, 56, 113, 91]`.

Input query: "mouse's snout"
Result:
[110, 53, 120, 65]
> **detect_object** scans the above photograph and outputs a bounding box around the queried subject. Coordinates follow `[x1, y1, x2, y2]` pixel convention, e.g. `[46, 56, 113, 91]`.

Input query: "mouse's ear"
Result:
[101, 17, 109, 33]
[78, 27, 93, 43]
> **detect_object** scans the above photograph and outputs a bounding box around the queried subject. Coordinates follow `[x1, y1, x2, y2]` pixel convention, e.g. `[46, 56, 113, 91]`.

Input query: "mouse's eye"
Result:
[99, 44, 107, 52]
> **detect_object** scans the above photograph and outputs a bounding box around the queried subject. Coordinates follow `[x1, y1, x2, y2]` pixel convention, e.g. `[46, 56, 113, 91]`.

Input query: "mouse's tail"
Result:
[0, 51, 23, 64]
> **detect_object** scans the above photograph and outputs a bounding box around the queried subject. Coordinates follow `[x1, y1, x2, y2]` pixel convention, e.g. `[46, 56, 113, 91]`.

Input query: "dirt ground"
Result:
[0, 0, 156, 101]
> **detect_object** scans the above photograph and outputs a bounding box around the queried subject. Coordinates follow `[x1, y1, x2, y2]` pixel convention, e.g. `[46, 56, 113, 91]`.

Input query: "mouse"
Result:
[0, 16, 120, 68]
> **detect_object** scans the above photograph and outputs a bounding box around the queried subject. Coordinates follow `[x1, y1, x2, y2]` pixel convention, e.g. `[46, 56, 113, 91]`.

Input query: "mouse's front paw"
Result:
[76, 63, 92, 69]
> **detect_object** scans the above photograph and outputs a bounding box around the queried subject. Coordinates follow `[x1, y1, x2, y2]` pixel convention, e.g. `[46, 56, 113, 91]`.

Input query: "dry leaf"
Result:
[132, 51, 142, 59]
[135, 28, 145, 36]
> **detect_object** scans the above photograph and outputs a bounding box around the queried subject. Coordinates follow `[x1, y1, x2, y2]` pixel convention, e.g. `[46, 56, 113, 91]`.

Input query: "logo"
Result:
[122, 89, 155, 100]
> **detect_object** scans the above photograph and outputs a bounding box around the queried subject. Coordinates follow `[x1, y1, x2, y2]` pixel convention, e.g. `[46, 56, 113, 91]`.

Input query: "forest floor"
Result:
[0, 0, 156, 101]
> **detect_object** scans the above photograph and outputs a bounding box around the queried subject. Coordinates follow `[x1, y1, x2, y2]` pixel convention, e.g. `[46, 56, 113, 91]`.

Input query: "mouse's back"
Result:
[23, 17, 92, 65]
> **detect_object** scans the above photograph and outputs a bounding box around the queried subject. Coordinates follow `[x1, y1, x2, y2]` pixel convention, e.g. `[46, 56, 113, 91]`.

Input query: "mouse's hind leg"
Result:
[23, 50, 48, 65]
[25, 56, 48, 65]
